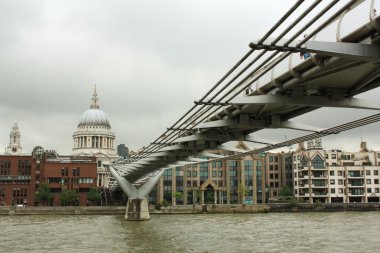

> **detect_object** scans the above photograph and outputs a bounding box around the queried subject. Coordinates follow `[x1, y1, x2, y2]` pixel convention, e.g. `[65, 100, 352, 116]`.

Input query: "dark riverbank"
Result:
[1, 203, 379, 215]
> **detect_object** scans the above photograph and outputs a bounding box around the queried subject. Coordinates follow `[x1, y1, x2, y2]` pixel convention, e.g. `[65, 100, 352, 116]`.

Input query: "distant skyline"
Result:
[1, 0, 380, 155]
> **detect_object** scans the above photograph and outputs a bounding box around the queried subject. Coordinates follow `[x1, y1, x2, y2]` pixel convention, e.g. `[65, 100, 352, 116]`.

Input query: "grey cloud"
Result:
[1, 0, 379, 154]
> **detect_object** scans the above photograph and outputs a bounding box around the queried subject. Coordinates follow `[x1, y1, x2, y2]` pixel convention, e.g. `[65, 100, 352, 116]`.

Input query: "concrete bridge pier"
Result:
[125, 198, 149, 220]
[107, 165, 164, 221]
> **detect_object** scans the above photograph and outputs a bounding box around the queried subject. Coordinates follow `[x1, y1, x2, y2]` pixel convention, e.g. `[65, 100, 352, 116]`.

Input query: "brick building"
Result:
[40, 150, 97, 206]
[0, 155, 35, 206]
[0, 147, 97, 206]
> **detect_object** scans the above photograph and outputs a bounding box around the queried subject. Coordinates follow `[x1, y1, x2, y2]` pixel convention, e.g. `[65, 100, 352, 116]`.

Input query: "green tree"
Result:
[237, 184, 249, 204]
[278, 185, 293, 198]
[87, 187, 101, 205]
[172, 191, 184, 205]
[60, 189, 79, 206]
[35, 183, 53, 206]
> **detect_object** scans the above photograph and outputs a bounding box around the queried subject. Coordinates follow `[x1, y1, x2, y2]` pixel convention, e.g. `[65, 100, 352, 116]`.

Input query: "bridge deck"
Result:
[110, 0, 380, 186]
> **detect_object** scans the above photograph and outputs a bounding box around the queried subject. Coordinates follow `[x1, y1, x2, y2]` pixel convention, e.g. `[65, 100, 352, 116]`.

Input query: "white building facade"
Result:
[72, 87, 118, 188]
[294, 140, 380, 203]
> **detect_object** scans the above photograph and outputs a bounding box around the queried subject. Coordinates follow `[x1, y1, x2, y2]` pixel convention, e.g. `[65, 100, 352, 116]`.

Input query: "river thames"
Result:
[1, 212, 379, 253]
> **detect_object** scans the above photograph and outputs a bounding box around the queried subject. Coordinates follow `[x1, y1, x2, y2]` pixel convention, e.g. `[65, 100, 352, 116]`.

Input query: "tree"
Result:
[87, 187, 101, 205]
[60, 189, 79, 206]
[35, 183, 53, 206]
[278, 185, 293, 198]
[237, 184, 249, 204]
[172, 191, 184, 205]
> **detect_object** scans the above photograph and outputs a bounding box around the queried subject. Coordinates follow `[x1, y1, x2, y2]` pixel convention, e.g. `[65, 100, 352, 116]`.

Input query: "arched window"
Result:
[311, 155, 325, 169]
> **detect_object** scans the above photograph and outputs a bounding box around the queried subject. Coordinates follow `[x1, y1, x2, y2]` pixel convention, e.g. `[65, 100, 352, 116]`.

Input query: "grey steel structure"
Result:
[106, 0, 380, 220]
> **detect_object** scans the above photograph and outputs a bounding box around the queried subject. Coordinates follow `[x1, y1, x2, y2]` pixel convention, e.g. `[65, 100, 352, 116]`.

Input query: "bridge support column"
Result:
[107, 165, 165, 221]
[126, 197, 150, 221]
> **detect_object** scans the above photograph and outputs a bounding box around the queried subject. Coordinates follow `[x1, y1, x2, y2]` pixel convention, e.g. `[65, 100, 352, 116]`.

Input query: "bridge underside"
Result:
[108, 1, 380, 217]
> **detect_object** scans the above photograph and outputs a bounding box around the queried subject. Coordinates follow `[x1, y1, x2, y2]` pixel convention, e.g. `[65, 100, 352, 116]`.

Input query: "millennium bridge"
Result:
[105, 0, 380, 220]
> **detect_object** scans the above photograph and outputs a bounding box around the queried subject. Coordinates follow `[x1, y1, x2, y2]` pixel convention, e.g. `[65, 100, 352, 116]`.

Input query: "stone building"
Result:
[72, 86, 118, 188]
[293, 140, 380, 203]
[150, 142, 293, 205]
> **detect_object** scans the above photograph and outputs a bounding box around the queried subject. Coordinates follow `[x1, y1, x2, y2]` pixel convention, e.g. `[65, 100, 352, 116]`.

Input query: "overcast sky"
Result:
[1, 0, 380, 155]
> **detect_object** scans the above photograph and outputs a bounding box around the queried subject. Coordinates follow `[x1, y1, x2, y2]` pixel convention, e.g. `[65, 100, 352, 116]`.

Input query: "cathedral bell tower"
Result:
[6, 122, 22, 155]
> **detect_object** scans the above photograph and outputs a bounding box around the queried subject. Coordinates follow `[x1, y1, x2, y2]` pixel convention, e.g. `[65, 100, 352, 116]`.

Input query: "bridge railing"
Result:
[243, 0, 376, 98]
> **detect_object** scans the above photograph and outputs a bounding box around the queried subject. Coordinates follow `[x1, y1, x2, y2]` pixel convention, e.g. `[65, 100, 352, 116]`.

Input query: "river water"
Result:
[1, 212, 379, 253]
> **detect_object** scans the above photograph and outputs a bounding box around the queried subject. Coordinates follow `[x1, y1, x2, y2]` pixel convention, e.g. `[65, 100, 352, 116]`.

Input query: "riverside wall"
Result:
[0, 203, 379, 215]
[0, 206, 126, 215]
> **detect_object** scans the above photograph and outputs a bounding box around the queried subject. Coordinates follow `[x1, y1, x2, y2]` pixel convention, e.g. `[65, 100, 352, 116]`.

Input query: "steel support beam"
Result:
[249, 39, 380, 62]
[231, 94, 380, 110]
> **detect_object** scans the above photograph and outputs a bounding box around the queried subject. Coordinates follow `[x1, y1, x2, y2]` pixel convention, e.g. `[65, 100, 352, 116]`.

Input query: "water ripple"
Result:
[0, 212, 379, 252]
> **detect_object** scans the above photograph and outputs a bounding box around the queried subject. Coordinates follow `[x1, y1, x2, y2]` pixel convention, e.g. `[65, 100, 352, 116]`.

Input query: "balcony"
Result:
[312, 184, 328, 188]
[347, 173, 364, 179]
[310, 175, 328, 179]
[311, 167, 327, 171]
[347, 184, 365, 188]
[312, 192, 328, 197]
[348, 192, 365, 196]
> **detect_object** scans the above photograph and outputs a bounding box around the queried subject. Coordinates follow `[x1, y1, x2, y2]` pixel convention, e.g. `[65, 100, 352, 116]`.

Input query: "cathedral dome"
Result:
[78, 109, 110, 127]
[77, 86, 111, 128]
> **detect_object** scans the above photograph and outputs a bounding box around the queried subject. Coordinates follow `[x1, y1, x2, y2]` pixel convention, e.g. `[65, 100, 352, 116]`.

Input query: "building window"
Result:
[367, 188, 372, 193]
[374, 170, 379, 176]
[0, 160, 11, 175]
[78, 178, 94, 184]
[269, 156, 273, 162]
[275, 173, 279, 179]
[330, 179, 335, 185]
[12, 188, 27, 205]
[338, 171, 342, 176]
[274, 165, 278, 171]
[331, 154, 336, 159]
[338, 179, 343, 185]
[61, 167, 68, 176]
[73, 168, 80, 176]
[330, 171, 334, 176]
[366, 179, 371, 184]
[18, 160, 31, 176]
[331, 188, 335, 194]
[338, 188, 343, 194]
[375, 188, 379, 193]
[97, 160, 102, 168]
[269, 165, 273, 171]
[374, 179, 379, 184]
[311, 155, 325, 169]
[366, 170, 371, 175]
